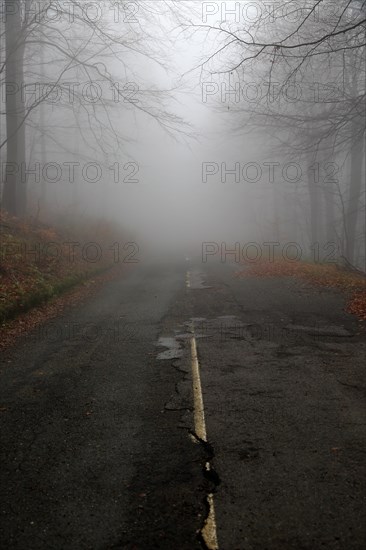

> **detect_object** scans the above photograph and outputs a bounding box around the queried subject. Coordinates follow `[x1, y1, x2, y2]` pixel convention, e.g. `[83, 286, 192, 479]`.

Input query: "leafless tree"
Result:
[0, 0, 189, 216]
[179, 0, 365, 265]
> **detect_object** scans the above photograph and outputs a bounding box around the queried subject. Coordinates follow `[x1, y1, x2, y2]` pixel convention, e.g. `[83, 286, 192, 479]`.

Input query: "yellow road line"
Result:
[190, 336, 219, 549]
[190, 336, 207, 441]
[186, 272, 219, 549]
[202, 493, 219, 550]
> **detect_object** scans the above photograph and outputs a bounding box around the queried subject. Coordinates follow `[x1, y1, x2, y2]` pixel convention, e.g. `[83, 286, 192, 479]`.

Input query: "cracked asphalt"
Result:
[0, 258, 365, 549]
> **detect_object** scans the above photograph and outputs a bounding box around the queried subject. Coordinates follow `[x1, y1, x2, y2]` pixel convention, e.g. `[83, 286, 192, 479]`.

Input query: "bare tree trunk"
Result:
[272, 184, 280, 242]
[323, 185, 336, 243]
[345, 118, 364, 264]
[73, 122, 80, 209]
[307, 154, 321, 249]
[3, 0, 26, 216]
[320, 139, 337, 247]
[39, 32, 47, 215]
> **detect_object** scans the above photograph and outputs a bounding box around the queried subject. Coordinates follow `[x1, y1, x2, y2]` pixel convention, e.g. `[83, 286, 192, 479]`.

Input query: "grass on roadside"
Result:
[0, 210, 125, 324]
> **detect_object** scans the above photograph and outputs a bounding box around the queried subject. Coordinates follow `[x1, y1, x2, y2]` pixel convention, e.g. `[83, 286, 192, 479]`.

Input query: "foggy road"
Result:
[1, 1, 365, 548]
[0, 259, 365, 550]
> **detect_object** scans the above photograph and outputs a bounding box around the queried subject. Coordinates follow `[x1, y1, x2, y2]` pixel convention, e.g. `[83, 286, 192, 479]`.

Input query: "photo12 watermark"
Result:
[201, 81, 346, 105]
[201, 241, 340, 264]
[201, 161, 340, 184]
[201, 2, 347, 25]
[0, 240, 140, 265]
[25, 319, 145, 345]
[1, 161, 140, 185]
[195, 318, 323, 344]
[1, 1, 140, 24]
[1, 81, 141, 106]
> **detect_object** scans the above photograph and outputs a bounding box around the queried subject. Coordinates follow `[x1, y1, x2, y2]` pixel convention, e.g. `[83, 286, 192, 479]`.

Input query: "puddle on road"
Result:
[156, 336, 183, 360]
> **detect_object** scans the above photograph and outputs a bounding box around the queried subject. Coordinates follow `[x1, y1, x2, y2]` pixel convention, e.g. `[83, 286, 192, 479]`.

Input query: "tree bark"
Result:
[2, 0, 27, 216]
[345, 118, 364, 264]
[307, 153, 321, 250]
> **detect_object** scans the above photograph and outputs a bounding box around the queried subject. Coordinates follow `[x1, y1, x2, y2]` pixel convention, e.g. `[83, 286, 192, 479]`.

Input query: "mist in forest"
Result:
[0, 0, 365, 267]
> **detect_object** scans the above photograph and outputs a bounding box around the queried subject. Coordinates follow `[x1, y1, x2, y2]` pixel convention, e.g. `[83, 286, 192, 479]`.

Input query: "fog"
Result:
[1, 0, 365, 267]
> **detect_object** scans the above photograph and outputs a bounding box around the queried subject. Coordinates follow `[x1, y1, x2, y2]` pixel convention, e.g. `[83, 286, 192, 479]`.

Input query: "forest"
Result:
[0, 1, 364, 264]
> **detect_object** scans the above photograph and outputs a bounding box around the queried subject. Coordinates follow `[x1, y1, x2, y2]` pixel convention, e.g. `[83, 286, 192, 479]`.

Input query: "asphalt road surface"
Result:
[1, 258, 365, 549]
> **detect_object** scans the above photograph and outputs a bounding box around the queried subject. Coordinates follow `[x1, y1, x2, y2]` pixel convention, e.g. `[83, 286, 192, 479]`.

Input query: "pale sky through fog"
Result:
[110, 2, 270, 253]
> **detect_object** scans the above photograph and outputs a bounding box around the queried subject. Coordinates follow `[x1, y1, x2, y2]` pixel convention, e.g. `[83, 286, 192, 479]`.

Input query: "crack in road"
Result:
[189, 327, 220, 550]
[156, 318, 220, 549]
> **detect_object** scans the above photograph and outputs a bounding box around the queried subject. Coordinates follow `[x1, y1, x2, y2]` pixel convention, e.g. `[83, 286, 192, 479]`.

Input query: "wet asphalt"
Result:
[0, 258, 365, 549]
